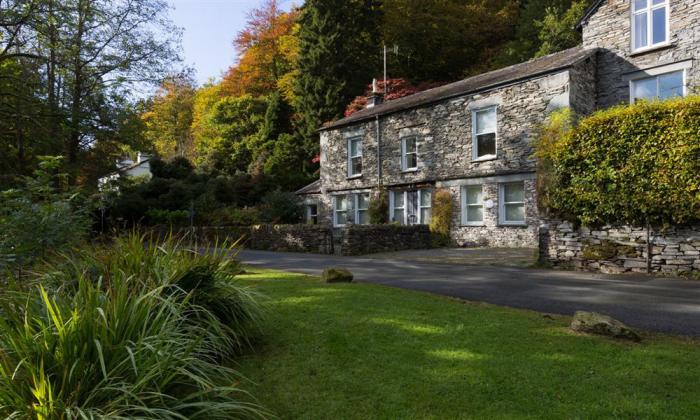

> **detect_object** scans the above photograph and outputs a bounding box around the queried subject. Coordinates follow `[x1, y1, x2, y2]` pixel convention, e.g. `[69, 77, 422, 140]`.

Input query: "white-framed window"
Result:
[632, 0, 669, 52]
[630, 70, 685, 102]
[472, 106, 497, 160]
[354, 192, 370, 225]
[401, 136, 418, 171]
[333, 195, 348, 227]
[305, 203, 318, 225]
[347, 137, 362, 177]
[390, 189, 432, 225]
[461, 185, 484, 225]
[499, 182, 526, 225]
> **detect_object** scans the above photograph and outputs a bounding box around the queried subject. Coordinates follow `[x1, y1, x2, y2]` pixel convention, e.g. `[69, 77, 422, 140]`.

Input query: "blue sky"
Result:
[168, 0, 296, 86]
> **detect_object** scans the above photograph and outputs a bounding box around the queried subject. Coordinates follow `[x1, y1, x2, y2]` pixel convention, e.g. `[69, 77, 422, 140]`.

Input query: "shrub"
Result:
[146, 208, 190, 226]
[535, 97, 700, 227]
[258, 190, 303, 224]
[368, 188, 389, 224]
[0, 157, 90, 271]
[0, 235, 265, 418]
[430, 189, 453, 247]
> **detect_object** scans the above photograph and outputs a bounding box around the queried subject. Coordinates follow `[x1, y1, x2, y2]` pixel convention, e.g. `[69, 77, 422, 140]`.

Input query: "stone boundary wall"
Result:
[146, 225, 334, 254]
[540, 221, 700, 275]
[247, 224, 333, 254]
[342, 224, 432, 256]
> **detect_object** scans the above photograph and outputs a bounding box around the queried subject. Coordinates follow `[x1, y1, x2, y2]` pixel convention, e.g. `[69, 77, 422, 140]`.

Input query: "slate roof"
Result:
[320, 46, 598, 131]
[296, 179, 321, 195]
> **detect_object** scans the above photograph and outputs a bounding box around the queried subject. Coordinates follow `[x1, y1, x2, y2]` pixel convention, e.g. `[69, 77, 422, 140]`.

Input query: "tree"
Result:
[382, 0, 519, 81]
[141, 73, 197, 160]
[293, 0, 383, 146]
[535, 0, 592, 57]
[220, 0, 299, 98]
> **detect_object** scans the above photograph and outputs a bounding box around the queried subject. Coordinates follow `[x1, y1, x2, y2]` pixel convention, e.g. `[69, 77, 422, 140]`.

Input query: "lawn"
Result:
[235, 270, 700, 419]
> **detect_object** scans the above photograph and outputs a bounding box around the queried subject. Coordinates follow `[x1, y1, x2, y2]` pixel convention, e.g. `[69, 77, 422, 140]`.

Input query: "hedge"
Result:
[535, 96, 700, 227]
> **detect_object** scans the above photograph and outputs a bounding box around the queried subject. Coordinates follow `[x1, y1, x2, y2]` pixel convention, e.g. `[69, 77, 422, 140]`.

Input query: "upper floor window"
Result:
[347, 137, 362, 177]
[401, 136, 418, 171]
[630, 70, 684, 102]
[632, 0, 669, 52]
[390, 189, 432, 225]
[472, 107, 497, 160]
[499, 182, 526, 225]
[305, 203, 318, 225]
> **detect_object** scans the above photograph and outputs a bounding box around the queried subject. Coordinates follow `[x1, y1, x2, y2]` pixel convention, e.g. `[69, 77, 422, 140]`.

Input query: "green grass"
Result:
[236, 270, 700, 419]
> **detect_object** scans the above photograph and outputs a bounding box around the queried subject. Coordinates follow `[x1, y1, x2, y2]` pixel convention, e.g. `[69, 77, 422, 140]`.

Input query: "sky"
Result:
[167, 0, 296, 86]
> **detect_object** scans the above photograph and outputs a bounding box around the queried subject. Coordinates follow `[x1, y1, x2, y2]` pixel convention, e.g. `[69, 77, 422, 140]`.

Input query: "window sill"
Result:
[461, 223, 485, 227]
[498, 222, 528, 227]
[346, 174, 363, 180]
[630, 42, 675, 57]
[472, 156, 497, 163]
[401, 168, 419, 173]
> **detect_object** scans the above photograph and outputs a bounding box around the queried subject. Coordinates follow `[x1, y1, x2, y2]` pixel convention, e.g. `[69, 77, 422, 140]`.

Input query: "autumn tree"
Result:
[142, 73, 197, 160]
[535, 0, 592, 57]
[220, 0, 299, 98]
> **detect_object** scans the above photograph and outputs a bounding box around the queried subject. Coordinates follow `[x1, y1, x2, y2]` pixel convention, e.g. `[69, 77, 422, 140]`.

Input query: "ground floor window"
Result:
[630, 70, 685, 103]
[333, 196, 348, 227]
[305, 203, 318, 224]
[354, 192, 370, 225]
[461, 185, 484, 225]
[499, 182, 526, 225]
[390, 189, 432, 225]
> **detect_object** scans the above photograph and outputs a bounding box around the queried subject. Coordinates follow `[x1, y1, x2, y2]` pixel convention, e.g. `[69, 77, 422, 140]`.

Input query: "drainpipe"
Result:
[376, 114, 382, 187]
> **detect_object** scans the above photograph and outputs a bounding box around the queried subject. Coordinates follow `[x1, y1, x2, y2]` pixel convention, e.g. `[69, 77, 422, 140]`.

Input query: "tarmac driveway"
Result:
[239, 249, 700, 336]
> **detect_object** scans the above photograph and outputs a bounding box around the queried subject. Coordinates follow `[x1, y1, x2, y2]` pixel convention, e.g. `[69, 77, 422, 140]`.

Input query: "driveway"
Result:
[239, 249, 700, 336]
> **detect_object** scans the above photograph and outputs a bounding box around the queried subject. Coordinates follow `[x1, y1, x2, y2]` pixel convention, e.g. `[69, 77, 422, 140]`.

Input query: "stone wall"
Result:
[247, 224, 334, 254]
[147, 225, 334, 254]
[439, 176, 540, 248]
[541, 221, 700, 275]
[341, 224, 432, 256]
[581, 0, 700, 108]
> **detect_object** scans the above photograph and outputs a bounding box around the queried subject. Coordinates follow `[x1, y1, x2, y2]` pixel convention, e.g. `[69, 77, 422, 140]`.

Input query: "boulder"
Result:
[570, 311, 641, 342]
[322, 267, 354, 283]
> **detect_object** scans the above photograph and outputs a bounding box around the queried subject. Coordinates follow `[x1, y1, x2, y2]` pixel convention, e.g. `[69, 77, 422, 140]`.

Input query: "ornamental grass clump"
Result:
[0, 234, 266, 419]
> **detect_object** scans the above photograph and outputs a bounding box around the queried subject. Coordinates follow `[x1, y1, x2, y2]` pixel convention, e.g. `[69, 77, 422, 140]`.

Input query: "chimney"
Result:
[366, 78, 384, 109]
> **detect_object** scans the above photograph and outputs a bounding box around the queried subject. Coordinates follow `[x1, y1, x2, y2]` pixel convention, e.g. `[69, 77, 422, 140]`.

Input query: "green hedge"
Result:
[535, 97, 700, 227]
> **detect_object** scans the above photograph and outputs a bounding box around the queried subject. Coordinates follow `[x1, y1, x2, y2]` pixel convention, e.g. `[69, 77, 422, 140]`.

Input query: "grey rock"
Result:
[570, 311, 641, 342]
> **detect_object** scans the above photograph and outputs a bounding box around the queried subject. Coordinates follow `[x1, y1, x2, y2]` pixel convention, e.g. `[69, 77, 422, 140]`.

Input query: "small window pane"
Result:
[350, 138, 361, 156]
[420, 190, 432, 207]
[359, 194, 370, 209]
[351, 157, 362, 175]
[659, 71, 683, 99]
[335, 196, 346, 210]
[505, 204, 525, 222]
[477, 133, 496, 157]
[476, 108, 496, 134]
[466, 186, 482, 205]
[405, 153, 417, 169]
[632, 77, 657, 101]
[420, 208, 432, 225]
[652, 0, 665, 6]
[393, 209, 404, 224]
[634, 12, 648, 49]
[652, 7, 666, 44]
[504, 183, 524, 203]
[394, 192, 404, 208]
[357, 210, 369, 225]
[634, 0, 647, 11]
[467, 206, 483, 223]
[404, 137, 416, 151]
[336, 212, 347, 225]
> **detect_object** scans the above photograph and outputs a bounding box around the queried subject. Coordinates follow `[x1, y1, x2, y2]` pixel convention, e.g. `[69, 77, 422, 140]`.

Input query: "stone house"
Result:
[297, 0, 699, 248]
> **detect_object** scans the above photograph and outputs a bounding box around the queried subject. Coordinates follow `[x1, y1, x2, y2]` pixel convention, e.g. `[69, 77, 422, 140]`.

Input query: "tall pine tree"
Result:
[293, 0, 382, 152]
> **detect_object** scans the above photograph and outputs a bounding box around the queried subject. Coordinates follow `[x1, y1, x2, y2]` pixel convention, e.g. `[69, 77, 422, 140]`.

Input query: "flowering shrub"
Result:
[344, 78, 439, 117]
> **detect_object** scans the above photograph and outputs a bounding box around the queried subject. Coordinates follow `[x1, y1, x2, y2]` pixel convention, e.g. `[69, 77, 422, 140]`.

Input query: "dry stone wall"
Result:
[341, 224, 432, 256]
[541, 221, 700, 275]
